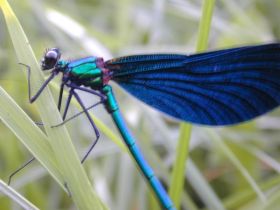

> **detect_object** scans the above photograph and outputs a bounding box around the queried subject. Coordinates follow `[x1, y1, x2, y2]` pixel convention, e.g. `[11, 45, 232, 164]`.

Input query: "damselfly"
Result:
[16, 43, 280, 210]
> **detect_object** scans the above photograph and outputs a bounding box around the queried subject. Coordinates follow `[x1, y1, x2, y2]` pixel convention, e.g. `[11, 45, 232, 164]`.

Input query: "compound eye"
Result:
[42, 48, 61, 70]
[46, 50, 58, 60]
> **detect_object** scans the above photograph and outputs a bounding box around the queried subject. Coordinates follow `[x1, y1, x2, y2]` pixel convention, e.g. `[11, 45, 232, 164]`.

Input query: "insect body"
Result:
[61, 57, 108, 89]
[19, 43, 280, 210]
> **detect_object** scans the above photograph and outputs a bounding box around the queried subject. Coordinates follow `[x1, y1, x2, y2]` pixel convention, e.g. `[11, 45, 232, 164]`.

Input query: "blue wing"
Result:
[105, 43, 280, 125]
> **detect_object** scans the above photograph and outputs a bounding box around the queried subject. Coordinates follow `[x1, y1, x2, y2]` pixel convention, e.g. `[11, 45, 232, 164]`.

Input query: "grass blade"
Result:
[0, 86, 63, 187]
[169, 0, 216, 208]
[169, 123, 191, 206]
[186, 159, 225, 210]
[0, 0, 106, 209]
[207, 129, 266, 203]
[0, 180, 39, 210]
[196, 0, 216, 52]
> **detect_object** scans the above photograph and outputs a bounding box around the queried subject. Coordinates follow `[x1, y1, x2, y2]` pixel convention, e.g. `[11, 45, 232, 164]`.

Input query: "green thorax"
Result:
[59, 56, 105, 89]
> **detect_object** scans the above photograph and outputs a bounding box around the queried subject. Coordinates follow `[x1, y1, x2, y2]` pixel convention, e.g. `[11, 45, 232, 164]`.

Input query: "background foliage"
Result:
[1, 0, 280, 210]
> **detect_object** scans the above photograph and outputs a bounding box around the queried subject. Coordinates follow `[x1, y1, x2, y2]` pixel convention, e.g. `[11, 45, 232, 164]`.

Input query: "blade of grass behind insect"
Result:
[0, 180, 39, 210]
[169, 0, 216, 208]
[186, 159, 225, 210]
[0, 1, 106, 209]
[260, 189, 280, 210]
[0, 87, 64, 188]
[196, 0, 216, 52]
[224, 175, 280, 209]
[207, 129, 266, 203]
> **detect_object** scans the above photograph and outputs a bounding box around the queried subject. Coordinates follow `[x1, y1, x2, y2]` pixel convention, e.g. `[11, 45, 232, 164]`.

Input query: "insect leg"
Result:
[72, 90, 100, 163]
[9, 64, 57, 183]
[19, 63, 57, 103]
[8, 157, 35, 185]
[52, 84, 106, 127]
[51, 101, 104, 127]
[61, 89, 74, 120]
[57, 83, 65, 111]
[33, 83, 65, 127]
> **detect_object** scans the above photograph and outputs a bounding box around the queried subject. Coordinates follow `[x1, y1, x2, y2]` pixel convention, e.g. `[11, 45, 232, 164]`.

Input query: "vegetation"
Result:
[0, 0, 280, 210]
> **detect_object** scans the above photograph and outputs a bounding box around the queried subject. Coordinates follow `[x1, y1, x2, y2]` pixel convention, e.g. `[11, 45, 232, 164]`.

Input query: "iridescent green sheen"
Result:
[63, 57, 103, 88]
[72, 63, 98, 77]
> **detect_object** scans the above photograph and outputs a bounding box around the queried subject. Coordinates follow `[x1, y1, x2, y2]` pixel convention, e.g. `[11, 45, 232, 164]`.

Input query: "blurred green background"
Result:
[1, 0, 280, 210]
